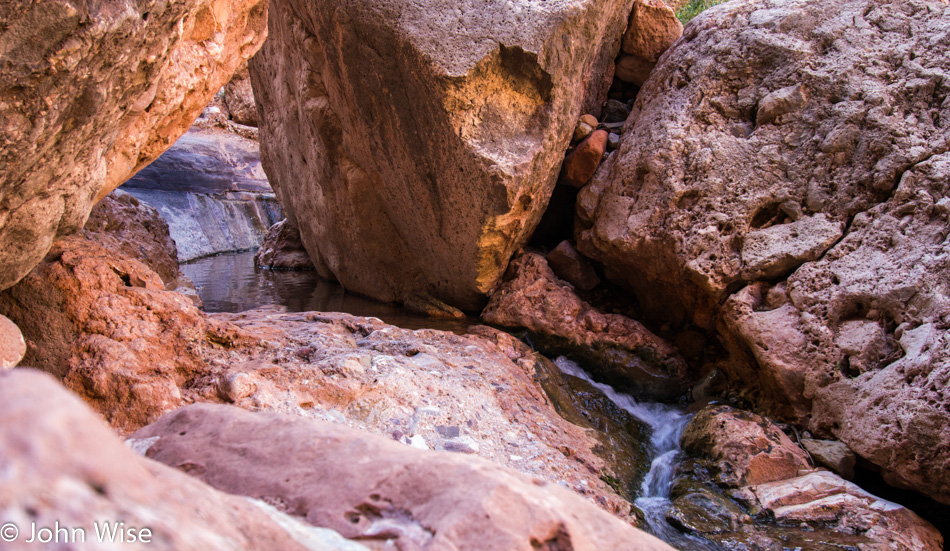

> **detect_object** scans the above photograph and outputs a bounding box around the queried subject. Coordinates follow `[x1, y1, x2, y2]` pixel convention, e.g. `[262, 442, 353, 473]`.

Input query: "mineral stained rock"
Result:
[250, 0, 637, 310]
[0, 0, 268, 291]
[577, 0, 950, 503]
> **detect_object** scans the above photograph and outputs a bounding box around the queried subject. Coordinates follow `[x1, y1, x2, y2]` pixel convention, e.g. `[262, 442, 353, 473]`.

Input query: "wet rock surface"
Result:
[673, 405, 944, 551]
[134, 403, 676, 551]
[483, 253, 688, 400]
[0, 369, 367, 551]
[251, 0, 638, 310]
[0, 0, 267, 292]
[255, 219, 316, 271]
[0, 235, 247, 434]
[578, 0, 950, 504]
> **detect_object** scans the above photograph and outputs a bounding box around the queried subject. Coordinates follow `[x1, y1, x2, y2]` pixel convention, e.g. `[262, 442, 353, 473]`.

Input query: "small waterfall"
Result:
[554, 357, 719, 551]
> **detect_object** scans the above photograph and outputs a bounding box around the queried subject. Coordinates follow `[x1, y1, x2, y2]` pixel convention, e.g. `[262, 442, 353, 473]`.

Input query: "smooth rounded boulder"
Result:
[250, 0, 639, 310]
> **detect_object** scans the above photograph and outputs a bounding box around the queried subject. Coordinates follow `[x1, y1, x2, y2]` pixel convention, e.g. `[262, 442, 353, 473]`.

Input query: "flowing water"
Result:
[179, 250, 473, 334]
[554, 356, 720, 551]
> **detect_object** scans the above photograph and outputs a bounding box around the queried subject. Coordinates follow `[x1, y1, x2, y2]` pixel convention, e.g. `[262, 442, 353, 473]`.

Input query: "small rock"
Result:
[801, 438, 856, 480]
[666, 490, 749, 535]
[0, 314, 25, 370]
[560, 130, 609, 188]
[217, 372, 258, 402]
[579, 114, 598, 128]
[444, 435, 480, 454]
[607, 132, 621, 150]
[546, 241, 601, 291]
[404, 293, 466, 320]
[255, 219, 316, 271]
[601, 99, 631, 124]
[407, 434, 429, 450]
[573, 121, 595, 143]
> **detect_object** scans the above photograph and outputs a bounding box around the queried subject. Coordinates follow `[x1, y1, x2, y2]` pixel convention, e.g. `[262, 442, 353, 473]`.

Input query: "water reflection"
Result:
[180, 250, 472, 334]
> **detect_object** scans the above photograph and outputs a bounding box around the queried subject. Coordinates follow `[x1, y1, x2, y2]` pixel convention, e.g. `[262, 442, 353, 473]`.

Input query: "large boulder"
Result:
[0, 0, 267, 292]
[0, 369, 368, 551]
[132, 402, 676, 551]
[250, 0, 638, 310]
[224, 61, 260, 127]
[577, 0, 950, 502]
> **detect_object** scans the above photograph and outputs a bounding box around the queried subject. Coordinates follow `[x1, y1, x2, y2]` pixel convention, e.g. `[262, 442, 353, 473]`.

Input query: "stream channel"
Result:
[182, 250, 734, 550]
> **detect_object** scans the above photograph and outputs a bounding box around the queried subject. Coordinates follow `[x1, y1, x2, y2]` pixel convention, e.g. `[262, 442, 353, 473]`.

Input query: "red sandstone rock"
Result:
[0, 369, 365, 551]
[133, 402, 676, 551]
[482, 253, 688, 399]
[560, 130, 609, 188]
[615, 0, 683, 86]
[0, 235, 248, 434]
[82, 190, 182, 287]
[680, 404, 812, 487]
[254, 219, 316, 270]
[0, 0, 268, 292]
[546, 240, 601, 291]
[0, 314, 25, 370]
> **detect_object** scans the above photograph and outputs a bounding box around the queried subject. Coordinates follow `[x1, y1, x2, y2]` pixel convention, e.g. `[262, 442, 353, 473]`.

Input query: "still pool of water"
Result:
[179, 250, 473, 334]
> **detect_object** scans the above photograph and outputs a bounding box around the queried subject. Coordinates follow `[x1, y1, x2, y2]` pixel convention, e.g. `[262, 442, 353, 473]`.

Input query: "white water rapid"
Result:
[554, 357, 720, 551]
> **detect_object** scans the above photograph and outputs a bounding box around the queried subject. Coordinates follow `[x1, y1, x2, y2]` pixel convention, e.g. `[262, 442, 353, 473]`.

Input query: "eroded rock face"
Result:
[224, 61, 259, 127]
[133, 403, 676, 551]
[577, 0, 950, 502]
[250, 0, 637, 310]
[0, 369, 368, 551]
[0, 0, 267, 292]
[482, 253, 688, 399]
[680, 405, 812, 487]
[255, 219, 316, 270]
[0, 235, 248, 433]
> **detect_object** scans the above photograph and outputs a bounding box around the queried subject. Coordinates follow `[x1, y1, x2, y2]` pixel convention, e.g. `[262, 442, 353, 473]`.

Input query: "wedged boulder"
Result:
[122, 126, 282, 261]
[615, 0, 683, 86]
[680, 405, 812, 487]
[0, 0, 267, 292]
[132, 402, 676, 551]
[0, 235, 248, 433]
[546, 240, 601, 291]
[255, 219, 316, 270]
[224, 61, 259, 127]
[250, 0, 638, 310]
[0, 369, 368, 551]
[576, 0, 950, 502]
[482, 253, 688, 399]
